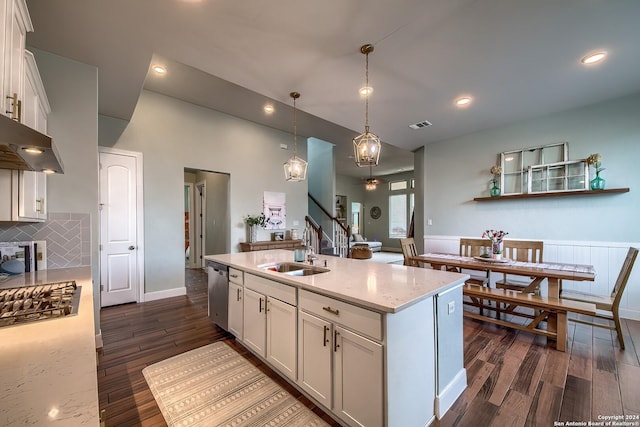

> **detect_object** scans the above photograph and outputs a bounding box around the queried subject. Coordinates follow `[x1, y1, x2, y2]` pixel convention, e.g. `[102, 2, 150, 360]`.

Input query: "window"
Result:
[389, 194, 407, 238]
[501, 142, 568, 195]
[388, 179, 414, 239]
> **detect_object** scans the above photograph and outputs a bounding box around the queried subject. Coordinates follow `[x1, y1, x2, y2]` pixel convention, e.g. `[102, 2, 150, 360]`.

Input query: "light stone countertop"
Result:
[0, 267, 99, 426]
[207, 250, 468, 313]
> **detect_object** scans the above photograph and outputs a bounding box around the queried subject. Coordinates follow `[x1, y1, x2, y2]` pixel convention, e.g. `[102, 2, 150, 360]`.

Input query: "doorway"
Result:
[351, 202, 362, 235]
[184, 168, 230, 269]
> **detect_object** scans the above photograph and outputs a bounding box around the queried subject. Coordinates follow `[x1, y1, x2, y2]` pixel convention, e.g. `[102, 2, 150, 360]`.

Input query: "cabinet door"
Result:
[228, 282, 244, 339]
[18, 170, 45, 221]
[334, 326, 384, 427]
[3, 0, 29, 121]
[266, 297, 297, 381]
[298, 310, 332, 408]
[243, 287, 266, 357]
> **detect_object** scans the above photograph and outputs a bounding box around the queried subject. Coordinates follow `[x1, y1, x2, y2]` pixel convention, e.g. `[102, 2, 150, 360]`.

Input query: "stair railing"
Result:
[307, 193, 351, 257]
[304, 216, 323, 256]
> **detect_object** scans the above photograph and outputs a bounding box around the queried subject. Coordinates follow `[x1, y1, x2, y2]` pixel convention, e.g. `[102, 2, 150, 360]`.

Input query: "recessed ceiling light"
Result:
[263, 104, 274, 114]
[581, 51, 607, 65]
[152, 65, 166, 74]
[359, 86, 373, 96]
[455, 96, 472, 107]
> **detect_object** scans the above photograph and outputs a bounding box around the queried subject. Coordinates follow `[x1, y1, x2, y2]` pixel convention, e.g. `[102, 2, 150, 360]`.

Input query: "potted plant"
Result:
[482, 229, 508, 259]
[244, 213, 266, 243]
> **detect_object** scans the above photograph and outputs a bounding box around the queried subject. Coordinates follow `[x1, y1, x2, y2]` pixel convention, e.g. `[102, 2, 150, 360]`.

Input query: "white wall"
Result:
[32, 49, 100, 330]
[105, 90, 309, 294]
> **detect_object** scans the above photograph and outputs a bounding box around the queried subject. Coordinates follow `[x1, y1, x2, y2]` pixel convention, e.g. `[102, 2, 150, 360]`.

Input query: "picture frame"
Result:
[273, 231, 284, 241]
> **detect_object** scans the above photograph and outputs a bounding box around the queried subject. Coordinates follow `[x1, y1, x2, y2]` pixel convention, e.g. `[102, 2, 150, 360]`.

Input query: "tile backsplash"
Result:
[0, 213, 91, 269]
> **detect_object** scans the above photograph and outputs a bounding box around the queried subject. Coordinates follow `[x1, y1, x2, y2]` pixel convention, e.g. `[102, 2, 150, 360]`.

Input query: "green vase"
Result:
[490, 184, 501, 197]
[590, 173, 605, 190]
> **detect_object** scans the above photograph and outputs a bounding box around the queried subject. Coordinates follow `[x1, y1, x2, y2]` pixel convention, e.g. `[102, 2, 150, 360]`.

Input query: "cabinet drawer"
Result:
[299, 289, 382, 341]
[229, 268, 243, 285]
[245, 273, 296, 306]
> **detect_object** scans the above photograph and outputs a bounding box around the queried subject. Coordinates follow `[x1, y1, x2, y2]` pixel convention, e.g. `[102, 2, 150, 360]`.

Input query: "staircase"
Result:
[307, 193, 351, 257]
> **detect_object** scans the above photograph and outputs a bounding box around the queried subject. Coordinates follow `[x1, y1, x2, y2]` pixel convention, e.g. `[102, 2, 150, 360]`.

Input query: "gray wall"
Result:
[103, 90, 309, 294]
[421, 93, 640, 243]
[32, 49, 100, 331]
[308, 137, 335, 237]
[335, 174, 366, 234]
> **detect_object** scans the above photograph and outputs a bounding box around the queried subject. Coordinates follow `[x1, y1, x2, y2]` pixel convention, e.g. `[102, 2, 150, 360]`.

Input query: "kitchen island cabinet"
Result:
[206, 250, 469, 427]
[0, 266, 99, 426]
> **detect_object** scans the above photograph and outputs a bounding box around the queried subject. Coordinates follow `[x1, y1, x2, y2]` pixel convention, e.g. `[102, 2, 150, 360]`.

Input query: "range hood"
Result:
[0, 114, 64, 174]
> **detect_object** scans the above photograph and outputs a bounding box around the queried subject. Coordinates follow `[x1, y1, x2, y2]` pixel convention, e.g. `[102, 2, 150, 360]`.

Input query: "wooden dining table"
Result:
[410, 253, 597, 351]
[410, 253, 595, 298]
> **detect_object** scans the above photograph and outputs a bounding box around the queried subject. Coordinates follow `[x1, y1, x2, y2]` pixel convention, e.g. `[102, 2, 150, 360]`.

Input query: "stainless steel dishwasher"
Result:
[206, 260, 229, 331]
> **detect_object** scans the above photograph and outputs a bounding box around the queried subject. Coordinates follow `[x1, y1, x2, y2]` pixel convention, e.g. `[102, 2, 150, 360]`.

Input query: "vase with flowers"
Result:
[489, 165, 502, 197]
[482, 229, 508, 259]
[244, 213, 266, 243]
[586, 153, 605, 190]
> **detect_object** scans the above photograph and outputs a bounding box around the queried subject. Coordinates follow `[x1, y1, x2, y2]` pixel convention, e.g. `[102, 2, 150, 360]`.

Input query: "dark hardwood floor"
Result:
[97, 268, 640, 426]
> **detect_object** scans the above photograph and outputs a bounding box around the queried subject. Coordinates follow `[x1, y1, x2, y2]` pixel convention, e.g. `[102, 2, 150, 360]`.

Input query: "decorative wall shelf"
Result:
[474, 188, 629, 202]
[239, 239, 303, 252]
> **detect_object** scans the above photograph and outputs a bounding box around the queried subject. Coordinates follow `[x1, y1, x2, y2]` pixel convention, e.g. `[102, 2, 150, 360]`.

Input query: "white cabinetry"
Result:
[0, 168, 46, 221]
[227, 268, 244, 339]
[243, 274, 297, 381]
[298, 290, 384, 427]
[1, 0, 33, 122]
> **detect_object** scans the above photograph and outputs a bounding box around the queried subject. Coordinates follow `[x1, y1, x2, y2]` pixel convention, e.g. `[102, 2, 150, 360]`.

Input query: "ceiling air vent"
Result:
[409, 120, 432, 130]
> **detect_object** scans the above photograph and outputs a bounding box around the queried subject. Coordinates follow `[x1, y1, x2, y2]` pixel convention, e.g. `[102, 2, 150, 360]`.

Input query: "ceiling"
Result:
[24, 0, 640, 178]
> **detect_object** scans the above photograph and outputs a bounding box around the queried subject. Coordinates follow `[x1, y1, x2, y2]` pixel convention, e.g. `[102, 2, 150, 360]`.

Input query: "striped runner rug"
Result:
[143, 341, 330, 427]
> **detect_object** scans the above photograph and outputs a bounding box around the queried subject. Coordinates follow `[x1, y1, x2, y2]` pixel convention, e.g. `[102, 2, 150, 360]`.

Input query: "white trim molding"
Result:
[144, 286, 187, 302]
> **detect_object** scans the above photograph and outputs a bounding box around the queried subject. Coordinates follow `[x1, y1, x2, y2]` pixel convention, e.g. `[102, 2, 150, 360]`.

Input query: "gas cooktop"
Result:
[0, 281, 80, 327]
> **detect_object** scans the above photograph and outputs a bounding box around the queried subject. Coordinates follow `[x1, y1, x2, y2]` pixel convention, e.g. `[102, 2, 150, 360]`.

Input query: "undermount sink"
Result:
[259, 262, 329, 276]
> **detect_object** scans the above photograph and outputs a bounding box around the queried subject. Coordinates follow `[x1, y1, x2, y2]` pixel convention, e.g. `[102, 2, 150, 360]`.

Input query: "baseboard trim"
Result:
[435, 368, 467, 419]
[144, 286, 187, 302]
[620, 308, 640, 321]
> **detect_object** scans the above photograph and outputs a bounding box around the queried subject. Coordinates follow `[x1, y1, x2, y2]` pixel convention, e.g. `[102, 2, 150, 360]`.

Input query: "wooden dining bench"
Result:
[462, 285, 596, 351]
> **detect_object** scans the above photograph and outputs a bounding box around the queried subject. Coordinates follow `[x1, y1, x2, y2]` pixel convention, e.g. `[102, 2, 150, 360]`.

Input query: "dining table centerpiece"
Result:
[586, 153, 605, 190]
[482, 229, 508, 259]
[244, 213, 266, 243]
[489, 165, 502, 197]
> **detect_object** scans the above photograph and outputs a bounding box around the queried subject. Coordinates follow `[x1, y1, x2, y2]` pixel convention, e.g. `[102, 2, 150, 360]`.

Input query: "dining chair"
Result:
[459, 238, 492, 286]
[560, 246, 638, 349]
[495, 240, 544, 291]
[400, 238, 420, 267]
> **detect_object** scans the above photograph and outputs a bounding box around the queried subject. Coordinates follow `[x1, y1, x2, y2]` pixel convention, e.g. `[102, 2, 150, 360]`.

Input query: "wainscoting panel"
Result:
[424, 236, 640, 320]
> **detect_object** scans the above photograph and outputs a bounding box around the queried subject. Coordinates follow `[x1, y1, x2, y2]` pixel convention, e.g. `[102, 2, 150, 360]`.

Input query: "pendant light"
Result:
[284, 91, 308, 181]
[353, 44, 382, 168]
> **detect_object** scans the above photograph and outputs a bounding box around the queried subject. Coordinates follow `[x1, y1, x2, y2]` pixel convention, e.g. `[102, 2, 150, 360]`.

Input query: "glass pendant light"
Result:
[284, 91, 308, 181]
[353, 44, 382, 167]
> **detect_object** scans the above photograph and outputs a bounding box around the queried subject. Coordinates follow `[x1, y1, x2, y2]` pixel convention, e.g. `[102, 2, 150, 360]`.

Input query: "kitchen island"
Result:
[206, 250, 469, 427]
[0, 267, 99, 426]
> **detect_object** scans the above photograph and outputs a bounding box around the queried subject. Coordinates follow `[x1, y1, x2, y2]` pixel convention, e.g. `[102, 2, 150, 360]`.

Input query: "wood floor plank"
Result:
[525, 381, 564, 426]
[559, 375, 592, 422]
[618, 363, 640, 415]
[592, 368, 623, 420]
[493, 389, 532, 427]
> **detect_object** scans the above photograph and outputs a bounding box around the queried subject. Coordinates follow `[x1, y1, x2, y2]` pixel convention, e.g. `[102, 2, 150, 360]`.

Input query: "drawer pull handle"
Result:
[323, 325, 329, 347]
[230, 274, 239, 278]
[334, 330, 340, 352]
[323, 306, 339, 316]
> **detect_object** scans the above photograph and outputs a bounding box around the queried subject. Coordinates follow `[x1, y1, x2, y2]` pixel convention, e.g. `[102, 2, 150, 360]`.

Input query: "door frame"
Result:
[184, 182, 197, 269]
[98, 146, 145, 304]
[194, 180, 206, 268]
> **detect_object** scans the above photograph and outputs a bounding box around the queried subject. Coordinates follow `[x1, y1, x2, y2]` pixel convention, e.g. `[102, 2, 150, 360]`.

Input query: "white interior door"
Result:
[99, 150, 141, 307]
[194, 181, 206, 268]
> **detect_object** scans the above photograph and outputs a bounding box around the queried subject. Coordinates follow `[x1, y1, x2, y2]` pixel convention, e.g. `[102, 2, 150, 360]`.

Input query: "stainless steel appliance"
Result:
[206, 260, 228, 331]
[0, 281, 80, 327]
